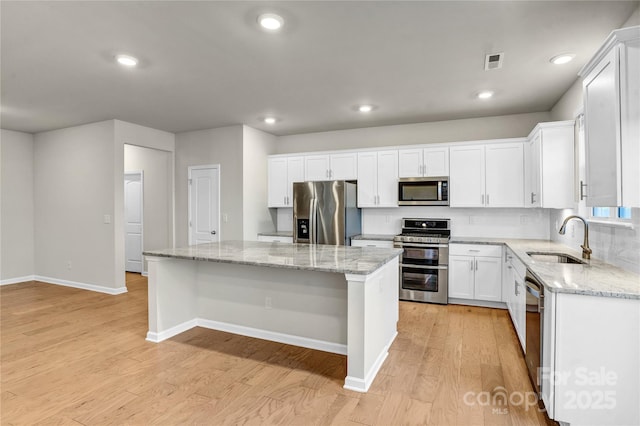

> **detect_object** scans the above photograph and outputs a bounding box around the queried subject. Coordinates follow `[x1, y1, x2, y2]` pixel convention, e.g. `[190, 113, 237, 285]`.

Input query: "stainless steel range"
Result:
[393, 218, 450, 304]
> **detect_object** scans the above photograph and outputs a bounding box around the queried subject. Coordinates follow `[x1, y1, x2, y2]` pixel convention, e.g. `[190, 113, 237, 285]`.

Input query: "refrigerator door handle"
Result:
[310, 198, 318, 244]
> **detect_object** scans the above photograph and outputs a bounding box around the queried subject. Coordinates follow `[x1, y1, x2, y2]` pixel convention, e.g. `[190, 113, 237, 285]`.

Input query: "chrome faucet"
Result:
[558, 215, 592, 259]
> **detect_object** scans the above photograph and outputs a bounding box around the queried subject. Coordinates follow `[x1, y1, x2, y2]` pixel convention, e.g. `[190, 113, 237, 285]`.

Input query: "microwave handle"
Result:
[437, 181, 443, 201]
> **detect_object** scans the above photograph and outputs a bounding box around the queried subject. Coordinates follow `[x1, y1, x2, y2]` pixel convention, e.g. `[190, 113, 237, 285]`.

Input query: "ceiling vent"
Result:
[484, 52, 504, 70]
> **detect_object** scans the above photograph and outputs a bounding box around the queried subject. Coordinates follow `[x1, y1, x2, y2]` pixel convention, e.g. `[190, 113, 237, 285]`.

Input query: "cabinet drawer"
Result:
[450, 243, 502, 257]
[351, 239, 394, 248]
[257, 235, 293, 243]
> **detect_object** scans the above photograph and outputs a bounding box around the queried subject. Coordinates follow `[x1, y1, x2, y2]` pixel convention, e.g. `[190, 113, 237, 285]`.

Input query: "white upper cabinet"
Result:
[357, 150, 398, 208]
[525, 121, 575, 209]
[267, 156, 304, 207]
[450, 145, 485, 207]
[304, 152, 357, 181]
[450, 142, 524, 208]
[304, 155, 331, 181]
[423, 147, 449, 177]
[579, 26, 640, 207]
[398, 147, 449, 178]
[485, 143, 524, 207]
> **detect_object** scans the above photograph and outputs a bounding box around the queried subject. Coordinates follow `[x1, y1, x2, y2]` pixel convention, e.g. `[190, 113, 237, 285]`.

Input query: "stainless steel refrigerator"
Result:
[292, 181, 361, 245]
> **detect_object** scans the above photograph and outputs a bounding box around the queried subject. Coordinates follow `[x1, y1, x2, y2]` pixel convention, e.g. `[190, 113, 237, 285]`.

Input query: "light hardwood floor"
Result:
[1, 274, 553, 425]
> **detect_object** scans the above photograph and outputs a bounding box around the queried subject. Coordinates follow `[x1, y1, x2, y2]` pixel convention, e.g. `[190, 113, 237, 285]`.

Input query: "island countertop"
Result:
[144, 240, 403, 276]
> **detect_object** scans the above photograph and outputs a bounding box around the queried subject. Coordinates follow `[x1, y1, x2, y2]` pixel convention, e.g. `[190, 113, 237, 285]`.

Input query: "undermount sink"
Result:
[526, 251, 586, 264]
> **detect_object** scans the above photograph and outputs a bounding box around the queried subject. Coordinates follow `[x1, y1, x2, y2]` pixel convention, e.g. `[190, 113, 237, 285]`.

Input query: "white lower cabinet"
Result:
[449, 244, 502, 302]
[542, 292, 640, 425]
[503, 247, 526, 351]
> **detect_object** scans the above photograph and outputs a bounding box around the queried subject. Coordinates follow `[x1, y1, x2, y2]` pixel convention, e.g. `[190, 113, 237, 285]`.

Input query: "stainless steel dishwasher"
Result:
[525, 270, 544, 398]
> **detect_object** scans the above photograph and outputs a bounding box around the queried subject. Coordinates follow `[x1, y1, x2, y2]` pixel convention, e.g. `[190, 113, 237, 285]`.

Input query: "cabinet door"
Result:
[474, 257, 502, 302]
[268, 157, 288, 207]
[449, 145, 485, 207]
[286, 157, 305, 205]
[513, 267, 526, 351]
[448, 255, 475, 299]
[503, 258, 514, 307]
[485, 143, 524, 207]
[423, 147, 449, 177]
[526, 134, 542, 207]
[330, 153, 357, 180]
[376, 150, 398, 207]
[305, 155, 330, 181]
[584, 48, 620, 207]
[398, 149, 423, 178]
[357, 152, 377, 207]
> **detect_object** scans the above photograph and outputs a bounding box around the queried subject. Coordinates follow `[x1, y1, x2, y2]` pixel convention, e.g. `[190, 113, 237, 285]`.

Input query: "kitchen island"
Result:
[143, 241, 402, 392]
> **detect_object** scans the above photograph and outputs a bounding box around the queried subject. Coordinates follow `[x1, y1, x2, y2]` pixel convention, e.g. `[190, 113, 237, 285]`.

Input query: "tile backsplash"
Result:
[550, 208, 640, 274]
[277, 207, 551, 240]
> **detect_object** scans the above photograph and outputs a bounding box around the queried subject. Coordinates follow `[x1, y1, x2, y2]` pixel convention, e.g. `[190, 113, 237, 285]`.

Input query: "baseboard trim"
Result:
[141, 271, 149, 277]
[33, 275, 128, 295]
[448, 298, 507, 310]
[0, 275, 36, 285]
[197, 318, 348, 355]
[146, 318, 198, 343]
[344, 331, 397, 393]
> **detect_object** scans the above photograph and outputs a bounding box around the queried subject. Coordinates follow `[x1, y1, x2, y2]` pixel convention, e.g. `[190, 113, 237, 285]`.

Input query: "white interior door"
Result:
[189, 166, 220, 245]
[124, 172, 143, 273]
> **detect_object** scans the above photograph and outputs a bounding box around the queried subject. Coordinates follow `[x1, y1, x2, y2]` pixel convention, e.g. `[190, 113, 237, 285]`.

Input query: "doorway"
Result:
[124, 171, 143, 273]
[188, 165, 220, 245]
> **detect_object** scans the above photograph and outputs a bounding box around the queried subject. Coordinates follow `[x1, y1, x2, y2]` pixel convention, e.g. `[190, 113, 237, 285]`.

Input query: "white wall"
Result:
[175, 125, 244, 245]
[0, 129, 35, 282]
[275, 112, 550, 154]
[623, 4, 640, 27]
[242, 126, 277, 239]
[115, 120, 176, 277]
[34, 120, 123, 290]
[124, 145, 173, 272]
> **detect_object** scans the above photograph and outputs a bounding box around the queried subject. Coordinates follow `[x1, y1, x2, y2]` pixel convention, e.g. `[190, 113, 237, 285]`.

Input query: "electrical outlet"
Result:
[385, 215, 391, 223]
[265, 296, 272, 309]
[67, 261, 72, 270]
[103, 214, 111, 224]
[520, 215, 529, 225]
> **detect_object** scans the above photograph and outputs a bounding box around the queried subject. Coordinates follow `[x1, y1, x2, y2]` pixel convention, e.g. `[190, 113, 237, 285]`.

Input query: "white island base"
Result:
[145, 255, 399, 393]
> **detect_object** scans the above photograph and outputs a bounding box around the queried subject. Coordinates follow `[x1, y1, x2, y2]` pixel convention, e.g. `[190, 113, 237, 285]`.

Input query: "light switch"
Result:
[223, 214, 229, 223]
[103, 214, 111, 224]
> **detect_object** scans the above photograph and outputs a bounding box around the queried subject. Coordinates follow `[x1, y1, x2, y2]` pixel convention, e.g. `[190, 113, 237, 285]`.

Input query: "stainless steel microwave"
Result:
[398, 177, 449, 206]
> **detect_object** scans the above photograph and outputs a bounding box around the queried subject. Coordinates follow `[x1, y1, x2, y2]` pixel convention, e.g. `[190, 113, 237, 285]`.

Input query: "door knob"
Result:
[211, 230, 216, 235]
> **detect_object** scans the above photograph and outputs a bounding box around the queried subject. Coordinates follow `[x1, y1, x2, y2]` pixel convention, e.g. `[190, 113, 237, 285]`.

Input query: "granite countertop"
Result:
[452, 237, 640, 300]
[351, 234, 397, 241]
[144, 240, 402, 276]
[257, 231, 293, 237]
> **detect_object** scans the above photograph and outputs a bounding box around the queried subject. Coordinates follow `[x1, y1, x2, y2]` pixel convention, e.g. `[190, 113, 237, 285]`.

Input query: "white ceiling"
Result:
[1, 1, 637, 136]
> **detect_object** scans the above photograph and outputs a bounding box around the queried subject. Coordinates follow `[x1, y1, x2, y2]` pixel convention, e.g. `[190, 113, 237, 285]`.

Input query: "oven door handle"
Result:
[400, 264, 448, 270]
[396, 243, 449, 249]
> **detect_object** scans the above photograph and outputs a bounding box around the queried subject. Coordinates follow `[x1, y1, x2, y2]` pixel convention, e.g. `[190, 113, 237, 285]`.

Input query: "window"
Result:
[591, 207, 632, 220]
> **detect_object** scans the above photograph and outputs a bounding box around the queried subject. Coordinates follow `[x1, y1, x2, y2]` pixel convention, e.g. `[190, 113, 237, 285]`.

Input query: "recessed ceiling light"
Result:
[258, 13, 284, 31]
[477, 91, 494, 100]
[357, 104, 376, 113]
[550, 54, 576, 65]
[116, 54, 138, 67]
[264, 117, 278, 124]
